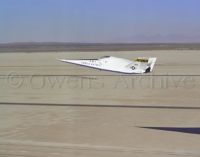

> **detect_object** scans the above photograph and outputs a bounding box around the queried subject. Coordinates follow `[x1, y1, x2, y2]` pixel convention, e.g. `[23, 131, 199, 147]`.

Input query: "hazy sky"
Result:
[0, 0, 200, 43]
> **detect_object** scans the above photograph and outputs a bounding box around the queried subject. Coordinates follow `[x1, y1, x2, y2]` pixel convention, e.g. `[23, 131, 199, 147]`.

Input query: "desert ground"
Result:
[0, 50, 200, 157]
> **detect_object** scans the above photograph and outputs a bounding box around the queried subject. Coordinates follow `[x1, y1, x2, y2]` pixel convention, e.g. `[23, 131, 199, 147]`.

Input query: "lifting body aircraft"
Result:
[59, 56, 157, 74]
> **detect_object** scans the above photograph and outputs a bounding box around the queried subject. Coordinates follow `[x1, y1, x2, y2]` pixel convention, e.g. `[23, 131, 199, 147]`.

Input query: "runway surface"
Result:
[0, 50, 200, 157]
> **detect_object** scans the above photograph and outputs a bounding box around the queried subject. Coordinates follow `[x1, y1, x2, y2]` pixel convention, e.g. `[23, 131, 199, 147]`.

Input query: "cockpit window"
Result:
[135, 58, 148, 63]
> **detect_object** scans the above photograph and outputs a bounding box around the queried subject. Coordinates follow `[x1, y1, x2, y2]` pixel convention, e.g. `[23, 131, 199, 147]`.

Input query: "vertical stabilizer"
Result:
[148, 58, 157, 72]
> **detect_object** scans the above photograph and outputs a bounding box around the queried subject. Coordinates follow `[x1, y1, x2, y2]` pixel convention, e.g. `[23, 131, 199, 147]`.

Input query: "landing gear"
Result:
[145, 67, 151, 73]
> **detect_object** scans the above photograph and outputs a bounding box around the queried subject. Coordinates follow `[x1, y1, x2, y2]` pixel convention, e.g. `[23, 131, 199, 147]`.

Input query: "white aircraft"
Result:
[59, 56, 157, 74]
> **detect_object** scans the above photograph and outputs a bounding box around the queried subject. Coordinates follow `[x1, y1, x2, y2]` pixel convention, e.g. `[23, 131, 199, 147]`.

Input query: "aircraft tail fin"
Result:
[146, 58, 157, 72]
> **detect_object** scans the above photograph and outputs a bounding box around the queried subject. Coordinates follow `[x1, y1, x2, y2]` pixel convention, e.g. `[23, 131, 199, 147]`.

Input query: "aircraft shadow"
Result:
[139, 127, 200, 135]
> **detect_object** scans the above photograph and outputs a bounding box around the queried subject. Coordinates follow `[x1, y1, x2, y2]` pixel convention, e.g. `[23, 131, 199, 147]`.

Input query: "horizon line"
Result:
[1, 41, 200, 45]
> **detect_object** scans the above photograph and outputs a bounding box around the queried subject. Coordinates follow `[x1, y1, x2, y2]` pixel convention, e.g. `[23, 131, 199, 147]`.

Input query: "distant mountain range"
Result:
[1, 42, 200, 52]
[119, 34, 200, 43]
